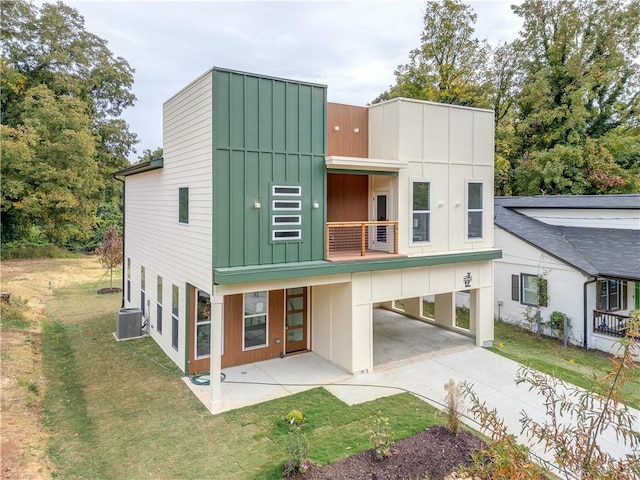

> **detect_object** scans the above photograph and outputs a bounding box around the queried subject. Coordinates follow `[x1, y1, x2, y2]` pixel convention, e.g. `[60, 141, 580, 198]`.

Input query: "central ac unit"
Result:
[115, 308, 142, 340]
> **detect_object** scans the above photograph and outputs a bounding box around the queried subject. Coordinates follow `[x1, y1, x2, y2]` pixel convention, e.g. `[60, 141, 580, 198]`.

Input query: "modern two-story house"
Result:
[115, 68, 501, 412]
[494, 195, 640, 357]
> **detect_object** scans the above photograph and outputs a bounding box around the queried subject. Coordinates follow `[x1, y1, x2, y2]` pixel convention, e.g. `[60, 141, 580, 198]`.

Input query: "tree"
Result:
[508, 0, 640, 194]
[0, 0, 138, 244]
[373, 0, 492, 108]
[1, 85, 102, 244]
[98, 225, 123, 290]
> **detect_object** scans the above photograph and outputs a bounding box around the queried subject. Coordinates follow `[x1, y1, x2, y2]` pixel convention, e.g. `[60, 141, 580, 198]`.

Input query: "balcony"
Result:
[593, 310, 635, 337]
[326, 221, 400, 261]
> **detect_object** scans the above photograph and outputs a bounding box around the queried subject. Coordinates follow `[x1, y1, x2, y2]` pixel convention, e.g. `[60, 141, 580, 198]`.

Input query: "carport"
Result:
[373, 307, 474, 367]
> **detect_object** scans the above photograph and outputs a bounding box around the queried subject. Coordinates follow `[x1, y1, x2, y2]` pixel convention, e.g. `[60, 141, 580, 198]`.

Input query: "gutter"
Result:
[583, 277, 597, 349]
[113, 173, 125, 308]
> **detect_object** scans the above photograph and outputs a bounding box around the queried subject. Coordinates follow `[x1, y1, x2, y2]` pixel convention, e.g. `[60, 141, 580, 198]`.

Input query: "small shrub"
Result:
[444, 378, 463, 435]
[369, 410, 394, 460]
[281, 430, 310, 477]
[285, 409, 305, 427]
[0, 297, 31, 331]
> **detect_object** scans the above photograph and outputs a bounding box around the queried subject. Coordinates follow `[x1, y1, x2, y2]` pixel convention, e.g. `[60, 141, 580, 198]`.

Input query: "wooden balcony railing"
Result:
[326, 221, 398, 260]
[593, 310, 633, 337]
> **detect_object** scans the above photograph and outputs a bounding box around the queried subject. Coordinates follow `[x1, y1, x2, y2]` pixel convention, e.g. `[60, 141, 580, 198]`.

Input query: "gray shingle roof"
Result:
[495, 195, 640, 281]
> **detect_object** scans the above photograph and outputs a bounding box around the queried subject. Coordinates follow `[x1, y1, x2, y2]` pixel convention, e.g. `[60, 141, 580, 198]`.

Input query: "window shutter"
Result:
[622, 281, 627, 310]
[511, 275, 519, 301]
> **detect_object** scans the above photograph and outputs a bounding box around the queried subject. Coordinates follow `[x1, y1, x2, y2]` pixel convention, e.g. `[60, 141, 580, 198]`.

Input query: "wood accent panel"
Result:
[221, 290, 286, 368]
[327, 173, 368, 222]
[327, 103, 368, 158]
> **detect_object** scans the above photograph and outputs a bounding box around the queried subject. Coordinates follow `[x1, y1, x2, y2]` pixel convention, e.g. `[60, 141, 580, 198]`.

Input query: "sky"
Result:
[58, 0, 524, 161]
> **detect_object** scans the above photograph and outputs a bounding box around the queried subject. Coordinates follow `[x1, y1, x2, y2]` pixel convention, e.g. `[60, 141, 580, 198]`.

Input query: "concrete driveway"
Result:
[185, 345, 638, 477]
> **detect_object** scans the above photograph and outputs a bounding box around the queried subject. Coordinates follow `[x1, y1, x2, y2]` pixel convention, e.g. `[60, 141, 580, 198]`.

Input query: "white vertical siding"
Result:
[124, 70, 213, 371]
[368, 98, 495, 256]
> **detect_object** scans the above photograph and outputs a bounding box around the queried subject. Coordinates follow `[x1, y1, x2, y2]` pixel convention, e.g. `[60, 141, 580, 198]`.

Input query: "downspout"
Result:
[113, 174, 125, 308]
[583, 277, 596, 349]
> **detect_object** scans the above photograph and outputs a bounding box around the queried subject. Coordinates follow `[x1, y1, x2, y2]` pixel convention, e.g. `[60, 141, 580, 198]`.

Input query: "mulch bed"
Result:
[298, 426, 486, 480]
[97, 287, 122, 294]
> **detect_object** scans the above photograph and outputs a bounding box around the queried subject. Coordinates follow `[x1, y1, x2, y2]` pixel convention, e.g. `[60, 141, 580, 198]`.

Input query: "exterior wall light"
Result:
[313, 202, 319, 209]
[333, 125, 340, 131]
[254, 202, 261, 209]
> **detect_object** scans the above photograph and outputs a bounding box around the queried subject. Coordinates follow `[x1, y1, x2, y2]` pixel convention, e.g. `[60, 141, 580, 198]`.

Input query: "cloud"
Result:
[61, 0, 521, 160]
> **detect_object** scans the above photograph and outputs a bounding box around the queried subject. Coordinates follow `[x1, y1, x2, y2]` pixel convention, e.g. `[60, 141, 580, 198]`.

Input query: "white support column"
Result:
[475, 286, 494, 347]
[209, 290, 223, 413]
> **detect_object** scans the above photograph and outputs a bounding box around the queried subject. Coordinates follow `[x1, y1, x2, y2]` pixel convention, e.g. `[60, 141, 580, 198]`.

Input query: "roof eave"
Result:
[113, 158, 164, 177]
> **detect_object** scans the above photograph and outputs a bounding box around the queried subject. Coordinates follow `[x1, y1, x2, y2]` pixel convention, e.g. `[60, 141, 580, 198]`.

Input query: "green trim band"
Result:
[213, 249, 502, 285]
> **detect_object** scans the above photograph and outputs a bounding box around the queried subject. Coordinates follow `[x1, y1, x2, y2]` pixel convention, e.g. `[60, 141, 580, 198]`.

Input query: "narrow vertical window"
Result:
[411, 181, 430, 243]
[171, 285, 179, 350]
[467, 182, 483, 239]
[126, 257, 131, 302]
[195, 291, 211, 359]
[243, 291, 268, 349]
[140, 266, 146, 316]
[156, 275, 163, 334]
[179, 187, 189, 224]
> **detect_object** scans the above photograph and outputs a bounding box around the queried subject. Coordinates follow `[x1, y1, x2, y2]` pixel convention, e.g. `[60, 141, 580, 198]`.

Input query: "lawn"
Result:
[39, 264, 444, 479]
[491, 320, 640, 409]
[13, 258, 638, 478]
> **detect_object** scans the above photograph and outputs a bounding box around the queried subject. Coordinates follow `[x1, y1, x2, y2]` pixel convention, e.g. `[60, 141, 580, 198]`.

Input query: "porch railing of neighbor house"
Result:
[593, 310, 633, 337]
[326, 221, 398, 260]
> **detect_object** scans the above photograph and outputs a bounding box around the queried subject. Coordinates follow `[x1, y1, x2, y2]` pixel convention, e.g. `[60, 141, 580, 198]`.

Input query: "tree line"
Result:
[1, 0, 639, 250]
[375, 0, 640, 197]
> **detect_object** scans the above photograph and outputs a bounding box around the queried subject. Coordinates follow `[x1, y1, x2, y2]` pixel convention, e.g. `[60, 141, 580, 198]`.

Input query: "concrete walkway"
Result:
[184, 347, 639, 477]
[184, 310, 638, 476]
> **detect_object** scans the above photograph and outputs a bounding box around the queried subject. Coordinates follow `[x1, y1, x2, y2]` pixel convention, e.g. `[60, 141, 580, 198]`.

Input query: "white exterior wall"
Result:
[515, 208, 640, 229]
[369, 99, 495, 256]
[494, 228, 586, 343]
[124, 70, 213, 371]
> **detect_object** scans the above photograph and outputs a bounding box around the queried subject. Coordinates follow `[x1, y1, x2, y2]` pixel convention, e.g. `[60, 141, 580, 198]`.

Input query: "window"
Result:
[179, 187, 189, 224]
[272, 230, 301, 240]
[171, 285, 179, 350]
[195, 291, 211, 359]
[271, 184, 303, 242]
[597, 279, 626, 312]
[243, 291, 267, 350]
[127, 257, 131, 302]
[515, 274, 548, 307]
[272, 215, 301, 225]
[411, 181, 430, 243]
[272, 200, 301, 211]
[467, 182, 483, 239]
[140, 266, 146, 316]
[156, 275, 163, 334]
[273, 185, 301, 196]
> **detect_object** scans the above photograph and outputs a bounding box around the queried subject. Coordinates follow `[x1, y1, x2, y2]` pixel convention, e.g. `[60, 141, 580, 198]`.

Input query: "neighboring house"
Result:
[114, 67, 500, 412]
[494, 195, 640, 357]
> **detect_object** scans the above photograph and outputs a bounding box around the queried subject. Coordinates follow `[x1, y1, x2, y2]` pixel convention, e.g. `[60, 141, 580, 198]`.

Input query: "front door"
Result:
[285, 287, 307, 354]
[372, 192, 389, 251]
[188, 287, 211, 374]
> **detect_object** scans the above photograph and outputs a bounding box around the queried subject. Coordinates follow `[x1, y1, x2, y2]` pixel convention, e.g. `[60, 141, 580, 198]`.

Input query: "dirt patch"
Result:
[1, 257, 107, 479]
[300, 426, 485, 480]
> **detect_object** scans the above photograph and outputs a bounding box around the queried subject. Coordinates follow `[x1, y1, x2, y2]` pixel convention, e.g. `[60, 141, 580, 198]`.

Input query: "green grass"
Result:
[491, 320, 640, 408]
[40, 271, 444, 479]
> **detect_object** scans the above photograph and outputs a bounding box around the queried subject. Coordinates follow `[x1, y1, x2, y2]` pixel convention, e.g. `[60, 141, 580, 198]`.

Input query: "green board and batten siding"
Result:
[212, 69, 327, 268]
